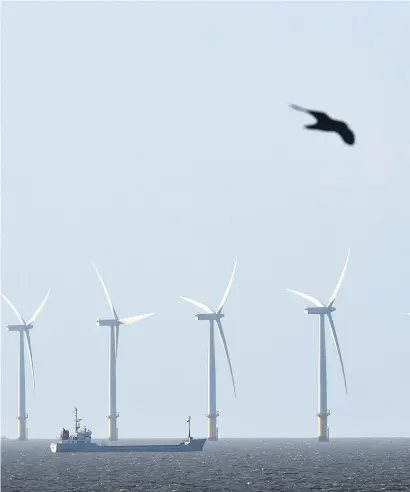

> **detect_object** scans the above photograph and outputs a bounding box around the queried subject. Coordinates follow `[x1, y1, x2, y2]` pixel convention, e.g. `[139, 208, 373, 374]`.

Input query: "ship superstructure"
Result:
[50, 407, 98, 452]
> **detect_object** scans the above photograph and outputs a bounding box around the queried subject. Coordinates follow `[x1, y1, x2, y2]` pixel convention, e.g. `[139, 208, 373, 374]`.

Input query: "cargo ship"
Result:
[50, 407, 206, 453]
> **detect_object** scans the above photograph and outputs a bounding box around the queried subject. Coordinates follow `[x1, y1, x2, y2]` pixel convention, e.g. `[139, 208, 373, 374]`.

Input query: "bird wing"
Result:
[289, 104, 328, 121]
[289, 103, 307, 112]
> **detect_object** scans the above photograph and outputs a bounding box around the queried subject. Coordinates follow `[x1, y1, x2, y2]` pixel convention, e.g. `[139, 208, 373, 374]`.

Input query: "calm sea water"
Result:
[2, 438, 410, 491]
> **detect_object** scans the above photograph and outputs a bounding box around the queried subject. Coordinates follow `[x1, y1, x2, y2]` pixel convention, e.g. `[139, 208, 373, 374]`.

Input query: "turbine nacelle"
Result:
[97, 318, 120, 327]
[196, 313, 225, 321]
[305, 306, 335, 315]
[7, 324, 34, 331]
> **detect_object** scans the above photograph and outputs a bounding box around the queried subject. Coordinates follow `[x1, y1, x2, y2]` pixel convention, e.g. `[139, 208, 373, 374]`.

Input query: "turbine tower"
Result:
[180, 257, 237, 441]
[92, 262, 154, 442]
[1, 289, 51, 440]
[287, 250, 350, 442]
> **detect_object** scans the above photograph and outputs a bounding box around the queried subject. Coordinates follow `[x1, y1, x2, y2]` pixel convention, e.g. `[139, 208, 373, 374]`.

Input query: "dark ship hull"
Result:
[50, 438, 207, 453]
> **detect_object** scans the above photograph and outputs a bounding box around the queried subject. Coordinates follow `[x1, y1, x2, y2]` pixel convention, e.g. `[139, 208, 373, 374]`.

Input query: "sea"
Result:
[2, 438, 410, 491]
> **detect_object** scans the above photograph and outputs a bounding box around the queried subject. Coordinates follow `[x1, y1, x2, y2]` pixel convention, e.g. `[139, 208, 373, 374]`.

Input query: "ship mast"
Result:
[187, 416, 191, 439]
[73, 406, 82, 433]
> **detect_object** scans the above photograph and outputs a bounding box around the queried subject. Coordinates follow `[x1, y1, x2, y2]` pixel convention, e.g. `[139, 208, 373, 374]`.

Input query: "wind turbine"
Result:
[1, 289, 51, 440]
[92, 262, 154, 441]
[287, 249, 350, 442]
[180, 257, 237, 441]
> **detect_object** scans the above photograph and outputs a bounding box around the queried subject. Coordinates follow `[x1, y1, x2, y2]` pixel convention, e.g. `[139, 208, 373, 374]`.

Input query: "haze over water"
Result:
[3, 6, 410, 492]
[3, 1, 410, 490]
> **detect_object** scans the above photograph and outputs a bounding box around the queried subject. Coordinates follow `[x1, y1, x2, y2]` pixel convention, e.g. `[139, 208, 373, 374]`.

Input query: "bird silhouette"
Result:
[290, 104, 355, 145]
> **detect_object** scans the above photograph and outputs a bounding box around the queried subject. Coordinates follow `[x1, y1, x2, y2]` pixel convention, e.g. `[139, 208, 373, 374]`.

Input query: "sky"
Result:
[1, 1, 410, 439]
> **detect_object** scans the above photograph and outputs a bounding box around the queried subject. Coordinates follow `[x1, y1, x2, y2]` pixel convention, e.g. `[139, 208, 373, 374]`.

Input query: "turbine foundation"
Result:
[317, 410, 330, 442]
[108, 416, 118, 441]
[206, 411, 219, 441]
[17, 414, 28, 441]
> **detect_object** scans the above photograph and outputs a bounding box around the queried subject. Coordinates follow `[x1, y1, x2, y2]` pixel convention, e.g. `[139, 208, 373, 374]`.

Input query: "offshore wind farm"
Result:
[1, 247, 408, 447]
[0, 248, 408, 444]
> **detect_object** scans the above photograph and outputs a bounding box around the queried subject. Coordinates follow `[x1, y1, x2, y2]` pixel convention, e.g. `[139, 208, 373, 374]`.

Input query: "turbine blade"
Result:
[24, 330, 35, 391]
[286, 289, 324, 307]
[119, 313, 155, 325]
[0, 293, 26, 324]
[216, 319, 236, 397]
[217, 257, 238, 314]
[328, 249, 350, 307]
[91, 262, 118, 319]
[180, 296, 213, 314]
[326, 313, 348, 395]
[27, 289, 51, 326]
[115, 325, 119, 360]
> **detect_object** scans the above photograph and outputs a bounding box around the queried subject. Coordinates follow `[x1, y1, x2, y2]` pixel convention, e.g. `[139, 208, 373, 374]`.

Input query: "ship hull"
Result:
[50, 439, 207, 453]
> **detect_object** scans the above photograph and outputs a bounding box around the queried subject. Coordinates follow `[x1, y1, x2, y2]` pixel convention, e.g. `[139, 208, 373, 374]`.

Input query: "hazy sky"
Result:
[2, 1, 410, 439]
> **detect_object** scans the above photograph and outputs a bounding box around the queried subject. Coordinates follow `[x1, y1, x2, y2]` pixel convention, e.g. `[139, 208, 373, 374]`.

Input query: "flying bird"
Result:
[290, 104, 355, 145]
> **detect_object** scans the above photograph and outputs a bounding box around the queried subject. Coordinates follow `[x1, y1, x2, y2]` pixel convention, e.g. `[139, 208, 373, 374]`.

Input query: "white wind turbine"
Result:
[92, 262, 154, 441]
[180, 257, 237, 441]
[1, 289, 51, 440]
[287, 249, 350, 442]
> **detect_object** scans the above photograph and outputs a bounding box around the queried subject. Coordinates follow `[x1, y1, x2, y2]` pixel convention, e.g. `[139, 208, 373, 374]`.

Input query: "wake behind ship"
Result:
[50, 408, 206, 453]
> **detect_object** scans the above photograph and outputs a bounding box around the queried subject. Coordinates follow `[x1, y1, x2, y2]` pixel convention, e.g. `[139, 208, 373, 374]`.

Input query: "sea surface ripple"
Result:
[2, 438, 410, 491]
